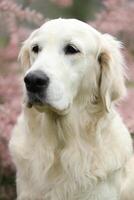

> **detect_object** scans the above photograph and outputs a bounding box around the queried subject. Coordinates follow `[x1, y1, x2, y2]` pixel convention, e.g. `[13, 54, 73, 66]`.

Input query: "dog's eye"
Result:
[64, 44, 80, 55]
[32, 44, 40, 54]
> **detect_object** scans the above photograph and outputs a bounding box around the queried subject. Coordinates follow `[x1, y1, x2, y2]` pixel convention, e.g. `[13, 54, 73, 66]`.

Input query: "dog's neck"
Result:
[24, 102, 107, 147]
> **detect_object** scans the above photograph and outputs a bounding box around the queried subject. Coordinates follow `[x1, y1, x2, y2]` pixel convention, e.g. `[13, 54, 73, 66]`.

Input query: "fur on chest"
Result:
[15, 129, 124, 188]
[9, 109, 132, 199]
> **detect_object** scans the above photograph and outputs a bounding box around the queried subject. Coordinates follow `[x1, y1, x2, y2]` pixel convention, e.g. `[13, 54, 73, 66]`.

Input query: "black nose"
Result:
[24, 70, 49, 93]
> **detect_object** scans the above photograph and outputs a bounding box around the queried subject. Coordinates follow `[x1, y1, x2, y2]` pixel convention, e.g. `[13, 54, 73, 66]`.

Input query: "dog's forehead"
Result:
[42, 19, 92, 31]
[30, 19, 101, 44]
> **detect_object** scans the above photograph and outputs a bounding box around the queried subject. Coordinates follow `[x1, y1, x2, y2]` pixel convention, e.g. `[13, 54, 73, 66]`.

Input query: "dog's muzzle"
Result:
[24, 70, 49, 106]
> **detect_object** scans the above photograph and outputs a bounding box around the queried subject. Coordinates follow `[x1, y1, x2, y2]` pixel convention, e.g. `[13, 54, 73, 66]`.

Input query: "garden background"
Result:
[0, 0, 134, 199]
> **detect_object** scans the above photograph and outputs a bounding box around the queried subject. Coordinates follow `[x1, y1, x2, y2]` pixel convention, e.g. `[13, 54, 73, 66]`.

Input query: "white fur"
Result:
[9, 18, 133, 200]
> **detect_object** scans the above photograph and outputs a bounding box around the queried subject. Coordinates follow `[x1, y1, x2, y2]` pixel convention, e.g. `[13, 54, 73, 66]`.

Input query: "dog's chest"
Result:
[24, 136, 120, 200]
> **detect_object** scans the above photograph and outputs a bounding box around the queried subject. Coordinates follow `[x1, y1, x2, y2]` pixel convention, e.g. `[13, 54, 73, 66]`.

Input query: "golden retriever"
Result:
[9, 18, 133, 200]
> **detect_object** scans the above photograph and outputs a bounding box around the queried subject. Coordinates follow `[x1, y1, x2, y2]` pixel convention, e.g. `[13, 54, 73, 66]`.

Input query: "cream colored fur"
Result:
[9, 19, 133, 200]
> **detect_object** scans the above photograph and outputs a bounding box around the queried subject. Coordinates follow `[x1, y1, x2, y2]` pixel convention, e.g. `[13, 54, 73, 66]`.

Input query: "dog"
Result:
[9, 18, 133, 200]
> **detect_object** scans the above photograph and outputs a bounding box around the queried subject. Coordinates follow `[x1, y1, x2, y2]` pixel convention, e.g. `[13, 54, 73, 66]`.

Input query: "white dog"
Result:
[9, 18, 133, 200]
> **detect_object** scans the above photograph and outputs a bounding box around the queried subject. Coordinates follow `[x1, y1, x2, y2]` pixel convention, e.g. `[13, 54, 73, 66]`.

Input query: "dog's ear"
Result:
[18, 41, 30, 71]
[18, 29, 40, 71]
[98, 34, 126, 112]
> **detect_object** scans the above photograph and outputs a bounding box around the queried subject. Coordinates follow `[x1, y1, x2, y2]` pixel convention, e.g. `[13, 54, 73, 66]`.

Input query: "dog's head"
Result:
[19, 18, 126, 114]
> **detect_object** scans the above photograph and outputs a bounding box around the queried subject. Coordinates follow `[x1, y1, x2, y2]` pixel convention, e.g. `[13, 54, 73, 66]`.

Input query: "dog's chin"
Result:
[35, 104, 70, 115]
[26, 100, 70, 115]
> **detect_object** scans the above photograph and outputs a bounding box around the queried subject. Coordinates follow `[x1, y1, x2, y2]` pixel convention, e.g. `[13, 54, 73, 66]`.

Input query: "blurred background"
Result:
[0, 0, 134, 199]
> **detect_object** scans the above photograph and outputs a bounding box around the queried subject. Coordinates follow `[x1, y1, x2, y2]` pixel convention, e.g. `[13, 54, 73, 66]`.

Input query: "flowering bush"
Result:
[0, 0, 44, 60]
[0, 0, 134, 198]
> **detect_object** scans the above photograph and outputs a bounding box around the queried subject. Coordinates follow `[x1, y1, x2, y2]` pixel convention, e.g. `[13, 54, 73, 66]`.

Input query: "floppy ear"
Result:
[98, 34, 126, 112]
[18, 41, 30, 71]
[18, 29, 40, 71]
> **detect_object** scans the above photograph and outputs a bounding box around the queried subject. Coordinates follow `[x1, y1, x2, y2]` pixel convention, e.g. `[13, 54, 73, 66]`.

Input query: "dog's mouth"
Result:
[25, 92, 70, 115]
[26, 91, 44, 107]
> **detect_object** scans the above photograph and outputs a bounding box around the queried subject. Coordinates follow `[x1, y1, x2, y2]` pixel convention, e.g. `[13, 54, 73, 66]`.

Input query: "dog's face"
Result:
[20, 19, 126, 114]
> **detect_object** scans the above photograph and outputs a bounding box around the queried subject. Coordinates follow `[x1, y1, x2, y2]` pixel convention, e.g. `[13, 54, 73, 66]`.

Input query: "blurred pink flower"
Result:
[0, 0, 45, 59]
[0, 0, 44, 25]
[0, 62, 22, 163]
[117, 88, 134, 133]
